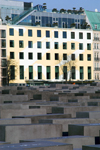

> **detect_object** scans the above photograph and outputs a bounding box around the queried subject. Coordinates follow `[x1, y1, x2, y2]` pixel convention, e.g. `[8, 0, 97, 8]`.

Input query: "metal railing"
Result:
[93, 37, 100, 41]
[94, 58, 100, 61]
[94, 68, 100, 71]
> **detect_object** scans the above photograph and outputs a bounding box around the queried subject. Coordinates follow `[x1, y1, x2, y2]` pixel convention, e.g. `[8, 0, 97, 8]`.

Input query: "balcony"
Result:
[94, 57, 100, 61]
[94, 37, 100, 41]
[94, 68, 100, 71]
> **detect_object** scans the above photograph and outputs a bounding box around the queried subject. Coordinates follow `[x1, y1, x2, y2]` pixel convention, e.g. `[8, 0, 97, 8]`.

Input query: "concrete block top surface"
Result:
[69, 123, 100, 126]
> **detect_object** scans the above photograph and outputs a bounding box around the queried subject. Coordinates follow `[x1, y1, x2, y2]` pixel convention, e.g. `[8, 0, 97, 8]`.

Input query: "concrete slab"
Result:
[76, 111, 100, 119]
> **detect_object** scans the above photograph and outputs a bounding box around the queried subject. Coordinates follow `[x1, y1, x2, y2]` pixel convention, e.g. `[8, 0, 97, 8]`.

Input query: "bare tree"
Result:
[6, 58, 18, 85]
[58, 53, 77, 82]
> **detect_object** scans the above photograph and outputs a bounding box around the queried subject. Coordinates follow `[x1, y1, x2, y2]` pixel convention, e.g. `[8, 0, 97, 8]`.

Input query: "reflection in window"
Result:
[2, 40, 6, 48]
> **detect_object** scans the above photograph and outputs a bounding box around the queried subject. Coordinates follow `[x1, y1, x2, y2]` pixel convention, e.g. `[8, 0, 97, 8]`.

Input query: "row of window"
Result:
[94, 43, 99, 49]
[9, 52, 92, 61]
[9, 40, 91, 50]
[9, 28, 91, 39]
[7, 66, 91, 80]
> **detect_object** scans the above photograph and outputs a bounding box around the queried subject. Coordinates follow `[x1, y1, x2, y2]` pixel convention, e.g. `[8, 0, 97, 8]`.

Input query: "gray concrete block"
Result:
[68, 123, 100, 136]
[76, 111, 100, 119]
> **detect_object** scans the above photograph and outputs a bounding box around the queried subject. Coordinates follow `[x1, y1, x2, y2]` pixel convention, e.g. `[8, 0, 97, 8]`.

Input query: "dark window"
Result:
[10, 52, 14, 59]
[2, 49, 6, 57]
[46, 53, 50, 60]
[10, 65, 15, 79]
[37, 41, 41, 48]
[79, 43, 83, 50]
[63, 31, 67, 38]
[55, 53, 59, 60]
[19, 41, 24, 48]
[54, 42, 59, 49]
[72, 66, 75, 79]
[71, 32, 75, 39]
[63, 54, 67, 60]
[1, 30, 6, 38]
[19, 29, 23, 36]
[87, 33, 91, 39]
[88, 67, 91, 79]
[79, 32, 83, 39]
[71, 43, 75, 50]
[28, 29, 32, 36]
[37, 53, 42, 60]
[10, 40, 14, 47]
[46, 66, 51, 79]
[87, 54, 91, 61]
[9, 28, 14, 36]
[1, 59, 6, 67]
[28, 53, 33, 59]
[80, 66, 84, 79]
[46, 31, 50, 37]
[63, 43, 67, 49]
[29, 66, 33, 79]
[2, 68, 6, 76]
[28, 41, 33, 48]
[63, 66, 67, 79]
[19, 52, 24, 59]
[87, 44, 91, 50]
[79, 54, 83, 61]
[38, 66, 42, 79]
[46, 42, 50, 49]
[2, 40, 6, 48]
[20, 66, 24, 79]
[55, 66, 59, 79]
[54, 31, 58, 38]
[71, 54, 75, 60]
[37, 30, 41, 37]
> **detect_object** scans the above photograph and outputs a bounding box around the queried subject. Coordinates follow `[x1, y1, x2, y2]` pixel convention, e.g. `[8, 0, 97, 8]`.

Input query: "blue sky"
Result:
[16, 0, 100, 12]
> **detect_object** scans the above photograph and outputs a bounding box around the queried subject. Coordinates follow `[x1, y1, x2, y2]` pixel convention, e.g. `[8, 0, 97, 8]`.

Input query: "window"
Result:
[28, 29, 32, 36]
[28, 53, 33, 59]
[28, 41, 33, 48]
[79, 32, 83, 39]
[87, 43, 91, 50]
[46, 53, 50, 60]
[88, 67, 91, 79]
[10, 52, 14, 59]
[19, 41, 24, 48]
[63, 54, 67, 60]
[79, 43, 83, 50]
[37, 30, 41, 37]
[87, 33, 91, 39]
[10, 40, 14, 47]
[80, 66, 84, 79]
[54, 42, 59, 49]
[1, 59, 6, 67]
[1, 30, 6, 38]
[2, 68, 6, 76]
[46, 31, 50, 37]
[54, 31, 58, 38]
[71, 32, 75, 39]
[2, 49, 6, 57]
[94, 43, 96, 49]
[63, 66, 67, 79]
[95, 24, 97, 29]
[10, 66, 15, 79]
[63, 43, 67, 49]
[72, 66, 75, 79]
[71, 43, 75, 50]
[55, 66, 59, 79]
[19, 29, 23, 36]
[97, 44, 99, 49]
[37, 41, 42, 48]
[9, 28, 14, 36]
[2, 40, 6, 48]
[19, 52, 24, 59]
[37, 53, 42, 60]
[63, 31, 67, 38]
[71, 54, 75, 60]
[55, 53, 59, 60]
[79, 54, 83, 61]
[29, 66, 33, 79]
[38, 66, 42, 79]
[46, 66, 51, 79]
[87, 54, 91, 61]
[46, 42, 50, 49]
[20, 66, 24, 79]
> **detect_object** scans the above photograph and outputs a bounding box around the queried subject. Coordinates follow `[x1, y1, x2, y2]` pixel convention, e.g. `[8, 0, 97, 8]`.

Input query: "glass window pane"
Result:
[19, 29, 23, 36]
[2, 40, 6, 48]
[9, 28, 14, 36]
[28, 30, 32, 36]
[1, 30, 6, 38]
